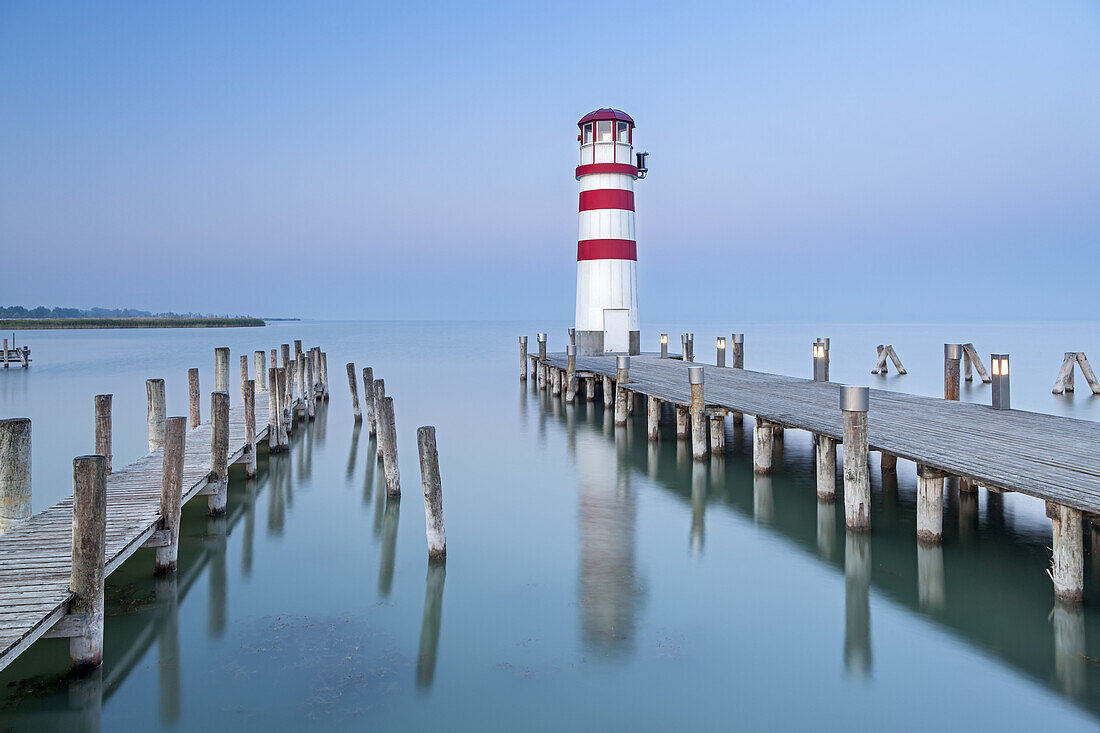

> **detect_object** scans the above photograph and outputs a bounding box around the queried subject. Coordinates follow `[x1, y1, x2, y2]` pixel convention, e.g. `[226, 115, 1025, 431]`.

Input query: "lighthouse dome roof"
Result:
[577, 108, 634, 127]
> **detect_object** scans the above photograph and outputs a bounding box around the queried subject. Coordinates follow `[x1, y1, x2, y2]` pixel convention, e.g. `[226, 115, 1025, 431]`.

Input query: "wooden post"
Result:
[1074, 352, 1100, 394]
[841, 386, 870, 531]
[94, 395, 112, 474]
[239, 354, 249, 403]
[647, 396, 660, 441]
[0, 418, 32, 535]
[565, 345, 577, 403]
[1, 338, 5, 368]
[417, 426, 446, 560]
[709, 414, 725, 455]
[551, 366, 562, 397]
[374, 379, 386, 461]
[1049, 502, 1083, 603]
[295, 353, 306, 416]
[675, 405, 689, 439]
[280, 343, 291, 371]
[962, 343, 989, 383]
[214, 347, 230, 403]
[519, 336, 528, 381]
[586, 377, 596, 402]
[320, 352, 330, 400]
[871, 346, 889, 375]
[267, 366, 280, 451]
[379, 396, 401, 498]
[284, 360, 296, 432]
[731, 334, 744, 369]
[753, 416, 774, 474]
[916, 464, 945, 544]
[537, 334, 547, 390]
[815, 434, 837, 500]
[614, 356, 630, 426]
[155, 417, 186, 574]
[208, 392, 229, 515]
[880, 452, 897, 472]
[963, 348, 973, 382]
[347, 363, 362, 421]
[188, 368, 200, 429]
[944, 344, 961, 401]
[69, 454, 107, 672]
[689, 366, 707, 461]
[363, 367, 376, 436]
[254, 351, 267, 391]
[277, 366, 291, 447]
[305, 357, 316, 419]
[885, 346, 907, 375]
[602, 375, 614, 408]
[146, 378, 166, 453]
[243, 380, 256, 478]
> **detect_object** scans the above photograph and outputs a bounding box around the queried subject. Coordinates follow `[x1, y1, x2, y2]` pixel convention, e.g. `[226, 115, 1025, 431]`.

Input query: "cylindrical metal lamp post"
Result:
[991, 354, 1010, 410]
[817, 337, 830, 381]
[660, 334, 668, 359]
[813, 342, 827, 382]
[716, 337, 726, 367]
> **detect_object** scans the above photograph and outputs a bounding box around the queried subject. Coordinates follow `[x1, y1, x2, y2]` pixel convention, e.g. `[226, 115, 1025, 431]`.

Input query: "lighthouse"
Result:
[574, 108, 647, 356]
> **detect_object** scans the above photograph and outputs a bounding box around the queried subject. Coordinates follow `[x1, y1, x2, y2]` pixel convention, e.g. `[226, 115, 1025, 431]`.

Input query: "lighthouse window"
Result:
[616, 122, 629, 142]
[582, 123, 593, 144]
[597, 120, 612, 142]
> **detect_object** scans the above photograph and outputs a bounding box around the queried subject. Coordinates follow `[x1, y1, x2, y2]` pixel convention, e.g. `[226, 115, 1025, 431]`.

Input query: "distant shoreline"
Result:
[0, 317, 267, 330]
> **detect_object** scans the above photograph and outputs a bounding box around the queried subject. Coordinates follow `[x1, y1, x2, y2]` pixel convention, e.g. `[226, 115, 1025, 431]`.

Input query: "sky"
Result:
[1, 1, 1098, 322]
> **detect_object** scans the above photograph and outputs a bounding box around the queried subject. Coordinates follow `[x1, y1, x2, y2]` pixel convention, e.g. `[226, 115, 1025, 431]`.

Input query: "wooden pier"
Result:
[530, 346, 1100, 603]
[1, 336, 31, 368]
[0, 344, 332, 674]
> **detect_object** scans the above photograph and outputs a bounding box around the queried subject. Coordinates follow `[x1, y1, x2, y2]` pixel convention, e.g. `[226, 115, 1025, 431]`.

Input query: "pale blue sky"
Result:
[2, 1, 1098, 321]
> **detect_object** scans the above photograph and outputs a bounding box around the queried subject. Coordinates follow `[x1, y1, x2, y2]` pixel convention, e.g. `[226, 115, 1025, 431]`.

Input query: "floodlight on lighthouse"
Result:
[574, 108, 645, 356]
[636, 152, 649, 179]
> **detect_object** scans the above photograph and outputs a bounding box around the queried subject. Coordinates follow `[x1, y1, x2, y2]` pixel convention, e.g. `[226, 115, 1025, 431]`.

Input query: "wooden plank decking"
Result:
[542, 353, 1100, 516]
[0, 391, 271, 673]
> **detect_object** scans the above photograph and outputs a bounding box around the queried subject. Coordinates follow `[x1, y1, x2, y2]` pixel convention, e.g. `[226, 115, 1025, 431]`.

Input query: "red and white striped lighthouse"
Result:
[574, 108, 647, 356]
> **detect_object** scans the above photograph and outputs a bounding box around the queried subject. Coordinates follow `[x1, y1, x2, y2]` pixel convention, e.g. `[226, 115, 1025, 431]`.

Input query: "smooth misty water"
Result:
[0, 320, 1098, 731]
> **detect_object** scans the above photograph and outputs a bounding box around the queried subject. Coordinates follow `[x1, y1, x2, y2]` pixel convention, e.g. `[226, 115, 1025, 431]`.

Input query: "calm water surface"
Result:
[0, 320, 1098, 730]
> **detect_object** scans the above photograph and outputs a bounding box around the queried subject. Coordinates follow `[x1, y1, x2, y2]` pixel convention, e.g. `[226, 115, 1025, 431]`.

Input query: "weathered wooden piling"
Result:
[815, 434, 837, 500]
[689, 366, 707, 461]
[254, 351, 267, 391]
[519, 336, 528, 381]
[208, 392, 229, 515]
[731, 334, 744, 369]
[613, 356, 630, 426]
[675, 406, 689, 439]
[146, 379, 166, 453]
[94, 395, 112, 474]
[379, 396, 401, 498]
[565, 345, 577, 403]
[417, 426, 446, 560]
[586, 377, 596, 402]
[944, 344, 961, 401]
[187, 368, 200, 429]
[880, 452, 897, 472]
[280, 343, 291, 372]
[841, 386, 870, 531]
[962, 343, 990, 383]
[243, 380, 256, 478]
[602, 375, 614, 408]
[276, 366, 291, 447]
[267, 367, 280, 451]
[551, 366, 562, 397]
[753, 416, 774, 474]
[320, 352, 330, 400]
[296, 353, 307, 417]
[373, 379, 386, 461]
[537, 333, 547, 390]
[916, 465, 945, 544]
[154, 417, 186, 574]
[347, 363, 362, 421]
[647, 396, 660, 441]
[283, 361, 295, 434]
[709, 414, 725, 455]
[363, 367, 376, 436]
[1049, 502, 1083, 603]
[0, 418, 32, 536]
[239, 355, 249, 402]
[69, 455, 107, 672]
[873, 345, 889, 375]
[214, 347, 230, 403]
[305, 357, 317, 419]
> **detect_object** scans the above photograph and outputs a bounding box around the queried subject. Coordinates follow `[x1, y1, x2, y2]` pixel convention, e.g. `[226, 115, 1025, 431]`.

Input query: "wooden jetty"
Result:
[0, 344, 333, 675]
[528, 343, 1100, 604]
[1, 336, 31, 368]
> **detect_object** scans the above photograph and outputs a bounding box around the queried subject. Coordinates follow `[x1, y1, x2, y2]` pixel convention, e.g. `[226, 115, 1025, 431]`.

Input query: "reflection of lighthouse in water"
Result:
[576, 434, 640, 654]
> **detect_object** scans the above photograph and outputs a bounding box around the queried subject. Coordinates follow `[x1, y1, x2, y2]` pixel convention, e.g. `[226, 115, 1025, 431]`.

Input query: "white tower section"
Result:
[574, 108, 645, 356]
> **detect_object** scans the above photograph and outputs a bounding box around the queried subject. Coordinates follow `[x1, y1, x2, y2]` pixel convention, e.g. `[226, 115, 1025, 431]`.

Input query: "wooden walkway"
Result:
[0, 391, 270, 674]
[541, 353, 1100, 516]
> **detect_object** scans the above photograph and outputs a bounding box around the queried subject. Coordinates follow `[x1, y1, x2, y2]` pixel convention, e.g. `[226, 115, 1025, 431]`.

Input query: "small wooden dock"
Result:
[528, 346, 1100, 604]
[1, 335, 30, 368]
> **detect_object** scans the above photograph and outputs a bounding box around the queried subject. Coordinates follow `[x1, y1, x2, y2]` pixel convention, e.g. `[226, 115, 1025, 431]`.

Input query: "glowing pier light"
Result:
[991, 354, 1010, 410]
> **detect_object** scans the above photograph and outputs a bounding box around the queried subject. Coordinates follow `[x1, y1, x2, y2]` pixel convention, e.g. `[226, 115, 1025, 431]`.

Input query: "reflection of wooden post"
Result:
[155, 417, 186, 574]
[208, 392, 229, 515]
[70, 455, 107, 672]
[0, 418, 32, 535]
[417, 426, 446, 560]
[416, 561, 446, 690]
[95, 395, 113, 474]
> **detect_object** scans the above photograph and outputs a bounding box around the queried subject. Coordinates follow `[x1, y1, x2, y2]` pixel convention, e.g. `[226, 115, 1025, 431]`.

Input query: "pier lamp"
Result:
[813, 341, 827, 381]
[991, 354, 1010, 410]
[660, 334, 668, 359]
[717, 337, 726, 367]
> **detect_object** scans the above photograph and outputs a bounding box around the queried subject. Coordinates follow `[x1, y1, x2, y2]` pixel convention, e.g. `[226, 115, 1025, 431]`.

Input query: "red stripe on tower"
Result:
[577, 239, 637, 261]
[579, 190, 635, 212]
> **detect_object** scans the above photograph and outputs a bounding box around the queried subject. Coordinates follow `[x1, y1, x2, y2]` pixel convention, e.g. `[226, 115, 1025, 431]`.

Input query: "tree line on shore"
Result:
[0, 305, 253, 319]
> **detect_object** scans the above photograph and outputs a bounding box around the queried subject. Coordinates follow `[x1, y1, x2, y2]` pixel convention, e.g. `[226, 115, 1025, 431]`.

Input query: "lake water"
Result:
[0, 320, 1098, 730]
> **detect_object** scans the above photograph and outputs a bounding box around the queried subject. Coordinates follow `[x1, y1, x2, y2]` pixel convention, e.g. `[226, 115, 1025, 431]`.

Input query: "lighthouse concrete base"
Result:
[576, 330, 640, 357]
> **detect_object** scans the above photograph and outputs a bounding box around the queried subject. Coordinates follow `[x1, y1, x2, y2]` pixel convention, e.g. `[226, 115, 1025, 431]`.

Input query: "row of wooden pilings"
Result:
[0, 340, 331, 673]
[521, 334, 1088, 606]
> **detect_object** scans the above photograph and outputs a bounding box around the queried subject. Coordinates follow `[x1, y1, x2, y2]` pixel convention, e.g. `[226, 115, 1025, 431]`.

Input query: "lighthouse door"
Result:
[602, 309, 630, 353]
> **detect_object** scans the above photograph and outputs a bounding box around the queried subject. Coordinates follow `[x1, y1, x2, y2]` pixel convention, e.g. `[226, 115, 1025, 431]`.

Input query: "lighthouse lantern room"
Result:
[574, 108, 646, 356]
